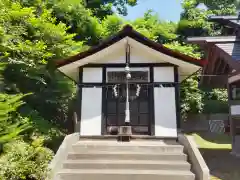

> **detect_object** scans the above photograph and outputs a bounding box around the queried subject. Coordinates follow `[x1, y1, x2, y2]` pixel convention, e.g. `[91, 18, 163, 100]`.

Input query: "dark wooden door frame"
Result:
[103, 83, 153, 135]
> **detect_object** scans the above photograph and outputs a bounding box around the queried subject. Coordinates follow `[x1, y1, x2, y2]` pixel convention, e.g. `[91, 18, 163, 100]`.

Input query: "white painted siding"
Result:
[64, 68, 79, 82]
[80, 88, 102, 135]
[154, 67, 174, 82]
[81, 67, 103, 135]
[94, 48, 166, 64]
[154, 87, 177, 137]
[231, 105, 240, 115]
[93, 48, 125, 64]
[82, 68, 102, 83]
[95, 55, 125, 64]
[130, 47, 165, 63]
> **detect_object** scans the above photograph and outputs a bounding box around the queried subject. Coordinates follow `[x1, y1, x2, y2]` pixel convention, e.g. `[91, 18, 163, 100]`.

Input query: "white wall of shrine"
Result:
[80, 67, 103, 135]
[79, 65, 178, 138]
[153, 67, 177, 137]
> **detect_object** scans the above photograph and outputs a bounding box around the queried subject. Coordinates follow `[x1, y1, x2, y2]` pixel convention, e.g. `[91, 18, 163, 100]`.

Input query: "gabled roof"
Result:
[208, 15, 240, 29]
[188, 36, 240, 62]
[216, 43, 240, 60]
[56, 25, 206, 68]
[187, 36, 240, 45]
[188, 36, 240, 87]
[186, 14, 240, 87]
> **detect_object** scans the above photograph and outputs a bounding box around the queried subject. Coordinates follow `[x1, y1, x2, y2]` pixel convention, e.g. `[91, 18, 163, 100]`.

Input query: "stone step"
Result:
[75, 140, 180, 145]
[62, 159, 191, 171]
[57, 169, 195, 180]
[79, 136, 178, 142]
[67, 151, 187, 161]
[72, 140, 184, 153]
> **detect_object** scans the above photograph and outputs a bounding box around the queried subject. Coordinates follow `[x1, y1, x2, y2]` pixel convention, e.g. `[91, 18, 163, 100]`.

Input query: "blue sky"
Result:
[125, 0, 183, 22]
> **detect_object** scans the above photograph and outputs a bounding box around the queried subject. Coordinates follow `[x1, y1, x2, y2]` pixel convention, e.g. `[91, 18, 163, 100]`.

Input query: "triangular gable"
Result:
[56, 25, 206, 68]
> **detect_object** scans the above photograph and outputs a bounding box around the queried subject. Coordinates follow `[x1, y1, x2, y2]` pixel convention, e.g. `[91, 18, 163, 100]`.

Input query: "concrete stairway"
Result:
[56, 139, 195, 180]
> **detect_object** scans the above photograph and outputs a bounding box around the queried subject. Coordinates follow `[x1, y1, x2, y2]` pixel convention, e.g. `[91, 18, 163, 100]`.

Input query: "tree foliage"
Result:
[132, 10, 178, 43]
[85, 0, 138, 17]
[0, 0, 82, 130]
[0, 63, 30, 144]
[178, 0, 237, 38]
[0, 93, 30, 143]
[0, 139, 53, 180]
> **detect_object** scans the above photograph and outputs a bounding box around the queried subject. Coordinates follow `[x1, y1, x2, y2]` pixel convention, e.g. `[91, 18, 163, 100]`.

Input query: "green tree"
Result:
[46, 0, 103, 45]
[0, 0, 82, 130]
[0, 63, 30, 144]
[164, 41, 204, 117]
[178, 0, 236, 38]
[132, 10, 178, 43]
[0, 93, 30, 143]
[198, 0, 237, 12]
[85, 0, 137, 17]
[0, 139, 53, 180]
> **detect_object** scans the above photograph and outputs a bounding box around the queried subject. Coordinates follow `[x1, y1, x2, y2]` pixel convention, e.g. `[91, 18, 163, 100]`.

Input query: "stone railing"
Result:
[47, 133, 79, 180]
[178, 134, 210, 180]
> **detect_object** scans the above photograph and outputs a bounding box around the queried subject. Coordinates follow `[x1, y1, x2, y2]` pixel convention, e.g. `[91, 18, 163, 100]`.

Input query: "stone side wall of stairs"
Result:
[178, 134, 210, 180]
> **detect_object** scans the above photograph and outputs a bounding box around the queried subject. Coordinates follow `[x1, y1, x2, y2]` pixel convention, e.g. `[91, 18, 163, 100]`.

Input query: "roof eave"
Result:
[208, 15, 239, 21]
[56, 25, 206, 69]
[208, 15, 240, 29]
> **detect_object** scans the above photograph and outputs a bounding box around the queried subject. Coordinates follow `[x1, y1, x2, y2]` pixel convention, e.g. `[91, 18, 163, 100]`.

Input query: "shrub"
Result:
[0, 139, 53, 180]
